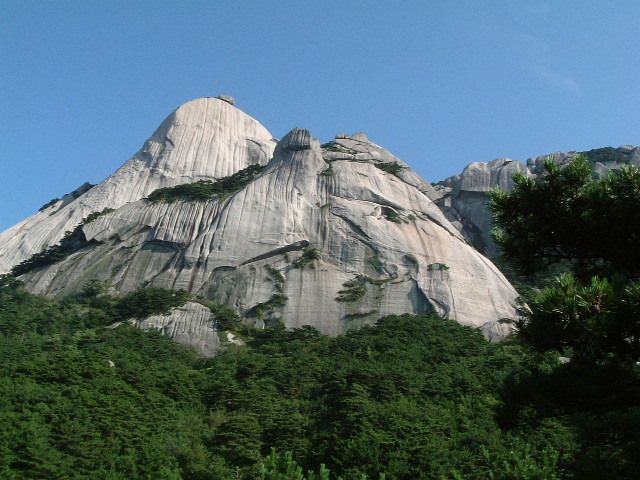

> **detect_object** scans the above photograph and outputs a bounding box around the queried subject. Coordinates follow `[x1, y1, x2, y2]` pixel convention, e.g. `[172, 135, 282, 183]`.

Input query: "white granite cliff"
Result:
[1, 98, 521, 352]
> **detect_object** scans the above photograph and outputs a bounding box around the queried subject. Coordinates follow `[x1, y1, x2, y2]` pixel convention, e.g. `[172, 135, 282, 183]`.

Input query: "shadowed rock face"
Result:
[2, 98, 522, 353]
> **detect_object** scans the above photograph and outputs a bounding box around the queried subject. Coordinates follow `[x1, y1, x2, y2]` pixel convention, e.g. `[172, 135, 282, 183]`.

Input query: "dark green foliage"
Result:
[259, 448, 379, 480]
[259, 449, 325, 480]
[343, 310, 378, 320]
[427, 263, 449, 271]
[203, 315, 572, 479]
[265, 265, 286, 290]
[383, 208, 402, 223]
[0, 283, 211, 479]
[491, 156, 640, 364]
[148, 179, 223, 202]
[83, 207, 115, 224]
[582, 146, 629, 165]
[2, 280, 639, 478]
[320, 142, 357, 155]
[245, 294, 288, 320]
[148, 164, 265, 203]
[490, 156, 640, 278]
[38, 197, 60, 211]
[116, 287, 190, 319]
[335, 276, 367, 302]
[196, 297, 241, 331]
[496, 351, 640, 480]
[375, 162, 404, 176]
[10, 228, 89, 277]
[37, 184, 96, 212]
[516, 274, 640, 363]
[335, 275, 389, 303]
[490, 256, 571, 305]
[485, 154, 640, 479]
[292, 248, 321, 270]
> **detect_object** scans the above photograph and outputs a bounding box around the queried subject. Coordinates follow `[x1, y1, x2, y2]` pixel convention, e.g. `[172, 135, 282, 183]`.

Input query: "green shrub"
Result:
[2, 283, 638, 479]
[196, 297, 241, 331]
[246, 294, 288, 320]
[265, 265, 286, 289]
[375, 162, 404, 176]
[82, 208, 115, 224]
[38, 197, 60, 211]
[582, 146, 629, 165]
[336, 276, 367, 302]
[11, 228, 88, 277]
[117, 287, 190, 319]
[292, 248, 321, 270]
[427, 263, 449, 271]
[384, 209, 402, 223]
[148, 164, 265, 203]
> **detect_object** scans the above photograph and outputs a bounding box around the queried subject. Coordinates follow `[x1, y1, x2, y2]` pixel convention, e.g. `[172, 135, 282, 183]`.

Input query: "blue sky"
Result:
[1, 1, 638, 231]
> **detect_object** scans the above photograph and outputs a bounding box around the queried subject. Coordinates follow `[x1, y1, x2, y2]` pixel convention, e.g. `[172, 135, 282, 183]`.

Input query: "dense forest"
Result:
[1, 157, 639, 479]
[1, 280, 638, 479]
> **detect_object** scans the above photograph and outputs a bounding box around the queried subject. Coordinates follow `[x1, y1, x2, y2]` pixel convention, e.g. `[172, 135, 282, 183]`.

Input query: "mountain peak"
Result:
[0, 97, 276, 273]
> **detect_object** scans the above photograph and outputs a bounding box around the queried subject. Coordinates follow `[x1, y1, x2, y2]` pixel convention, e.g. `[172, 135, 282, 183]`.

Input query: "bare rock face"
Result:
[129, 302, 221, 357]
[0, 97, 276, 273]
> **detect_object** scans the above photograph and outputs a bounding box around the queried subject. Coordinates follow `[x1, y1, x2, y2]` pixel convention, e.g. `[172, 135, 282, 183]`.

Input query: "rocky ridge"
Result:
[435, 145, 640, 257]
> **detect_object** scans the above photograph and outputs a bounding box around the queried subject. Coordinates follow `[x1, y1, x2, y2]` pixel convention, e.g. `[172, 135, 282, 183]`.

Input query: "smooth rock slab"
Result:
[129, 302, 220, 357]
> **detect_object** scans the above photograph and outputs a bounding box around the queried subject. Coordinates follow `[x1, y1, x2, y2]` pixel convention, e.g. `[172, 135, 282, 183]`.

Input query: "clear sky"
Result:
[1, 1, 638, 231]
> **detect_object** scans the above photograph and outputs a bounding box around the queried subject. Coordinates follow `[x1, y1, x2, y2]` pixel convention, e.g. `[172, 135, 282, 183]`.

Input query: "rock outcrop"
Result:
[121, 302, 221, 357]
[1, 98, 523, 353]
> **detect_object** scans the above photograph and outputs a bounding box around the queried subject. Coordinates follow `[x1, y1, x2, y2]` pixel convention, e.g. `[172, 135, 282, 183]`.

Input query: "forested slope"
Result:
[2, 279, 639, 479]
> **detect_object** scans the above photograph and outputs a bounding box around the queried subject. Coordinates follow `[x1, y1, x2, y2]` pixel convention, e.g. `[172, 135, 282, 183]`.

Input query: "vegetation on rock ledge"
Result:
[375, 161, 404, 176]
[9, 207, 115, 277]
[292, 247, 321, 270]
[148, 164, 265, 203]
